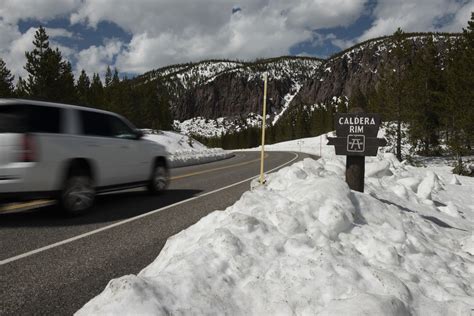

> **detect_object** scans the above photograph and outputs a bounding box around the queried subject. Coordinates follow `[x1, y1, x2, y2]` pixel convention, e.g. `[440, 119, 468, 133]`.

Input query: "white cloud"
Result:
[0, 0, 82, 80]
[45, 28, 74, 39]
[358, 0, 473, 41]
[284, 0, 366, 29]
[0, 21, 21, 51]
[446, 1, 474, 32]
[115, 12, 313, 73]
[3, 27, 36, 80]
[0, 0, 81, 24]
[1, 0, 473, 78]
[0, 26, 79, 80]
[331, 38, 357, 50]
[71, 0, 368, 73]
[75, 39, 123, 76]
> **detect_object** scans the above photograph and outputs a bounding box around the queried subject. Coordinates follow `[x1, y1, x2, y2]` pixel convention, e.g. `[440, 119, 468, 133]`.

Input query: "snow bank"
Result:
[143, 130, 233, 168]
[77, 152, 474, 315]
[239, 132, 336, 158]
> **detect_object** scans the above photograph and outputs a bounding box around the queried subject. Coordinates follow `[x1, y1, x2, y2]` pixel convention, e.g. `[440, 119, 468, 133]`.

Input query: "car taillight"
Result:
[20, 134, 36, 162]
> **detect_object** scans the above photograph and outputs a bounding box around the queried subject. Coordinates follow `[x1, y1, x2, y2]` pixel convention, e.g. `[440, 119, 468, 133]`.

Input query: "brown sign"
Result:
[327, 113, 387, 156]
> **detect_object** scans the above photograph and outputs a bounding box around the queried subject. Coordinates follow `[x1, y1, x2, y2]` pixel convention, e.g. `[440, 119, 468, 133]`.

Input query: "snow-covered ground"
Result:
[143, 130, 233, 168]
[174, 115, 269, 138]
[77, 133, 474, 316]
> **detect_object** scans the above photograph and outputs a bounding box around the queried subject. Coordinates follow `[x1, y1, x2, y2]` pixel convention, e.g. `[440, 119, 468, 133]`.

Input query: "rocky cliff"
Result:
[133, 33, 458, 136]
[295, 34, 457, 106]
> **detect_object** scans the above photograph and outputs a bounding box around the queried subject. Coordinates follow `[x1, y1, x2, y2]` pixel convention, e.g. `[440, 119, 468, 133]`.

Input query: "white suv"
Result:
[0, 99, 169, 215]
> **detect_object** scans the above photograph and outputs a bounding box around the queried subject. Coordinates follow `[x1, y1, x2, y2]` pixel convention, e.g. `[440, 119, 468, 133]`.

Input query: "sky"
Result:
[0, 0, 473, 81]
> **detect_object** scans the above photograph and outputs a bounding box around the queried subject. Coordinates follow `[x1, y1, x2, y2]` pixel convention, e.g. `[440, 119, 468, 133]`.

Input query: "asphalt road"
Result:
[0, 151, 314, 315]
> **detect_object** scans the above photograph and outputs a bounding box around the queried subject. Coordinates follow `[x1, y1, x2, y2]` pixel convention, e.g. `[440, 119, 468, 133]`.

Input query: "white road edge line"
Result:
[0, 152, 299, 266]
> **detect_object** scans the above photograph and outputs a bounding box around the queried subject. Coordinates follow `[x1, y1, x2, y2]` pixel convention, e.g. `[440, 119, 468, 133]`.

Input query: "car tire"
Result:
[60, 173, 95, 215]
[148, 160, 169, 194]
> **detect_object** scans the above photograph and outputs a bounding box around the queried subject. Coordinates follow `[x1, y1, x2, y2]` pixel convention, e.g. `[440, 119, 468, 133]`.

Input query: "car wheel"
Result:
[60, 174, 95, 215]
[148, 161, 169, 194]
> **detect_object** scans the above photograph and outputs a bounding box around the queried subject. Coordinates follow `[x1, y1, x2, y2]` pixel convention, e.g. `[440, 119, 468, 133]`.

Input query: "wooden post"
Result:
[259, 73, 268, 184]
[346, 156, 365, 192]
[346, 107, 365, 192]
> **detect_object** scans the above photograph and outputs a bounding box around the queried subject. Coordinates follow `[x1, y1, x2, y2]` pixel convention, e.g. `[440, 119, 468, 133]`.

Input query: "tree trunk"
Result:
[397, 120, 402, 161]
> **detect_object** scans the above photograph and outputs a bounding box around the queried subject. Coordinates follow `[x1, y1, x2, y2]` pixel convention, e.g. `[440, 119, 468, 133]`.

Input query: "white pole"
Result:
[260, 73, 268, 184]
[320, 134, 323, 157]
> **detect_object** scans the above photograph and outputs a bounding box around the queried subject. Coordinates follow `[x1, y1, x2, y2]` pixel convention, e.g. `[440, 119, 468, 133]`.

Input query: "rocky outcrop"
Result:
[134, 34, 458, 122]
[173, 74, 294, 120]
[295, 35, 456, 106]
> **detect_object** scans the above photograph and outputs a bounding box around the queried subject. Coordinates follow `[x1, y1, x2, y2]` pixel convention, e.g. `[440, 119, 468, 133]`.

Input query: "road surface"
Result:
[0, 151, 314, 315]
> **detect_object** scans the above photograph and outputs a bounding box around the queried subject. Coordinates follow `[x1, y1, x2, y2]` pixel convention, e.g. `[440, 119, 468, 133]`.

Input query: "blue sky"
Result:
[0, 0, 472, 80]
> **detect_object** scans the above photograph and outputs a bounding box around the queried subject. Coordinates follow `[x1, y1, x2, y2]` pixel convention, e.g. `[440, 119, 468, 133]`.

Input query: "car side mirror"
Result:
[135, 130, 144, 140]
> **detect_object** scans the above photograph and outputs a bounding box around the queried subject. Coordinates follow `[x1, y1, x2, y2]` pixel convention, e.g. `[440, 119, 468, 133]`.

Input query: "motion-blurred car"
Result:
[0, 99, 169, 215]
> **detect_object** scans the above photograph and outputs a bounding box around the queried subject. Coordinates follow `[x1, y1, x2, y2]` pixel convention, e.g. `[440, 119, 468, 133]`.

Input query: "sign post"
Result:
[327, 109, 387, 192]
[259, 73, 268, 184]
[297, 140, 304, 153]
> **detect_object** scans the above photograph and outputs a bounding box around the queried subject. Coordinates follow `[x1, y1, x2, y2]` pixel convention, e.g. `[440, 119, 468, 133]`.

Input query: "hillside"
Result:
[130, 33, 459, 138]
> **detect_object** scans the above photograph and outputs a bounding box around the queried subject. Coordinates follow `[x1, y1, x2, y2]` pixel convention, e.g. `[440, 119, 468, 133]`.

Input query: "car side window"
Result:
[79, 110, 112, 137]
[0, 104, 61, 134]
[27, 105, 62, 133]
[108, 116, 136, 139]
[79, 110, 136, 139]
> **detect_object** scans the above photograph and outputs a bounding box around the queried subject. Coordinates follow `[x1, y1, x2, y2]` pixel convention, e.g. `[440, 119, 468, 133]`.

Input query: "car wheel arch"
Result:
[61, 158, 96, 186]
[154, 156, 168, 169]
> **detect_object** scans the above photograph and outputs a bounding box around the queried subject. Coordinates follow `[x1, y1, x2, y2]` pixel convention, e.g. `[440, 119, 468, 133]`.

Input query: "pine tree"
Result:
[24, 26, 76, 103]
[112, 68, 120, 86]
[445, 12, 474, 158]
[407, 37, 445, 155]
[76, 70, 91, 106]
[0, 58, 14, 97]
[103, 66, 119, 110]
[15, 77, 28, 98]
[104, 66, 113, 88]
[89, 73, 105, 108]
[372, 28, 413, 160]
[59, 61, 77, 103]
[155, 81, 173, 130]
[114, 79, 134, 119]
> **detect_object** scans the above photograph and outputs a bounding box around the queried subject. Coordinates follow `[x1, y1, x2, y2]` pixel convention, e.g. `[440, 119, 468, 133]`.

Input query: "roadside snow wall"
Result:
[144, 130, 233, 168]
[77, 153, 474, 316]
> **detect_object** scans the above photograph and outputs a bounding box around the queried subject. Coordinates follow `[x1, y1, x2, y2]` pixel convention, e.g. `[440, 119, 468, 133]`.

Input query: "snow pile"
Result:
[173, 117, 229, 138]
[167, 148, 234, 169]
[241, 132, 336, 158]
[143, 130, 233, 168]
[77, 152, 474, 315]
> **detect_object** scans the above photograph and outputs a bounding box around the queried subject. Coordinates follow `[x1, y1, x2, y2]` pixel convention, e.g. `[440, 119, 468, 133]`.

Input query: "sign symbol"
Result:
[347, 135, 365, 152]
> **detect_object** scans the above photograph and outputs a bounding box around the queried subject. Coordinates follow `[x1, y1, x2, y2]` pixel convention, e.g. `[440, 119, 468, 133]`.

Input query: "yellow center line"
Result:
[0, 154, 271, 213]
[0, 200, 54, 213]
[171, 153, 269, 180]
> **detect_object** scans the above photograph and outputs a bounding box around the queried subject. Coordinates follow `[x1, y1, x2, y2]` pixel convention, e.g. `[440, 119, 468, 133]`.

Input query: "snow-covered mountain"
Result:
[132, 33, 458, 138]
